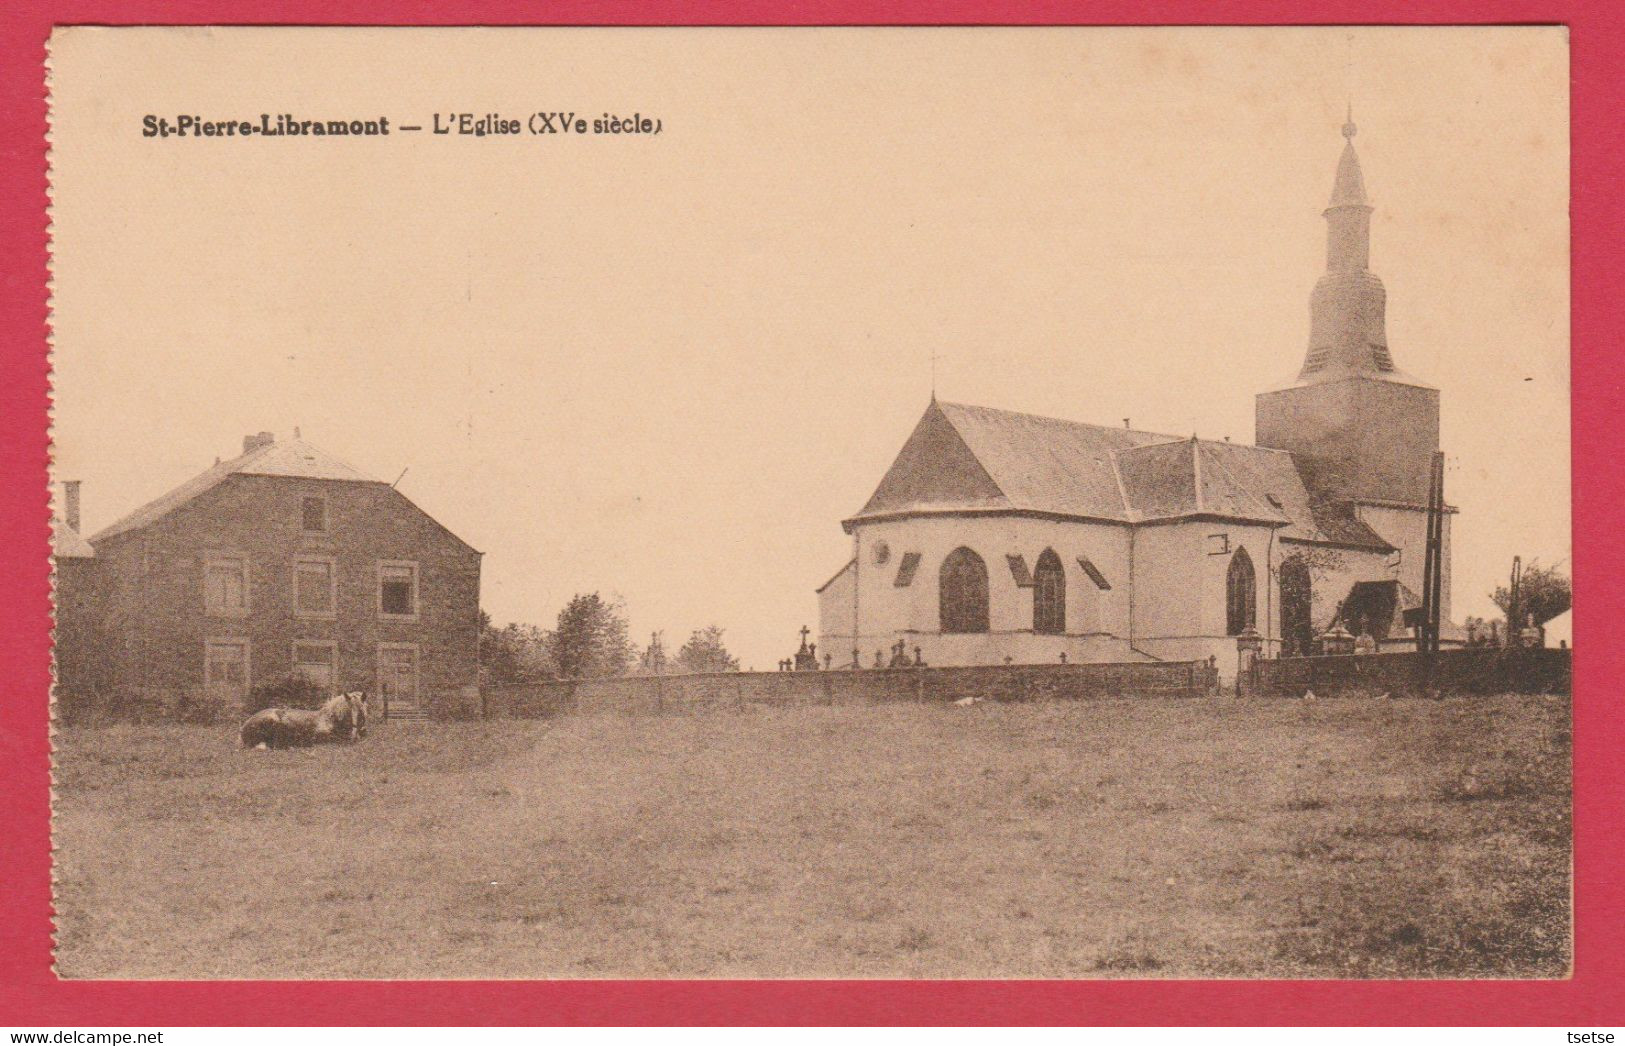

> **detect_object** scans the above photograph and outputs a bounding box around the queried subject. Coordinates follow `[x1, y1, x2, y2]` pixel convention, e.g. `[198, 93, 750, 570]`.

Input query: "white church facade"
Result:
[816, 118, 1455, 680]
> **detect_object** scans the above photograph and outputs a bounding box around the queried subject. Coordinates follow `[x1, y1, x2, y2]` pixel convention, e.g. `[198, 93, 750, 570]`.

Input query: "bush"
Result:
[246, 674, 328, 715]
[427, 686, 484, 721]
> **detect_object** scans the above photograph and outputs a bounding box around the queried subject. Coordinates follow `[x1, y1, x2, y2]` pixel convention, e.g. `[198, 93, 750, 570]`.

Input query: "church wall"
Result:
[1255, 378, 1439, 507]
[1127, 524, 1203, 641]
[1355, 504, 1453, 625]
[820, 514, 1136, 667]
[821, 515, 1421, 678]
[1351, 380, 1441, 508]
[815, 559, 856, 664]
[1131, 520, 1278, 680]
[1256, 380, 1357, 486]
[824, 514, 1314, 679]
[1277, 538, 1399, 643]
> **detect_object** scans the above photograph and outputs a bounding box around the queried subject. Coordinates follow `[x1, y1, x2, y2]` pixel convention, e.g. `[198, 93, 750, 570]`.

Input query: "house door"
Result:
[204, 640, 250, 710]
[378, 645, 420, 715]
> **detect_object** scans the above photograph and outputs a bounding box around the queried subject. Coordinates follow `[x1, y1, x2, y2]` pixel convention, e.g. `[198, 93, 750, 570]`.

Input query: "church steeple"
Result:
[1325, 108, 1371, 270]
[1257, 113, 1441, 510]
[1299, 111, 1396, 379]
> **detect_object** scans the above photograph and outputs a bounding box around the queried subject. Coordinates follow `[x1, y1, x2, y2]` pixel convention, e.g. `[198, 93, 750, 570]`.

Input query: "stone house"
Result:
[59, 432, 481, 719]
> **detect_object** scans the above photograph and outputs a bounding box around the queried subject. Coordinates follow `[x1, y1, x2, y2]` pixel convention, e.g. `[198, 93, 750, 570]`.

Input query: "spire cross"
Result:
[1342, 102, 1357, 141]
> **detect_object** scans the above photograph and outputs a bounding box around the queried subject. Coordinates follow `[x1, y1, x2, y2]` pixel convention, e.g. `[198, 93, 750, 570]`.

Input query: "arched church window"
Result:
[1033, 548, 1066, 635]
[1280, 555, 1313, 657]
[1226, 547, 1256, 636]
[939, 547, 990, 634]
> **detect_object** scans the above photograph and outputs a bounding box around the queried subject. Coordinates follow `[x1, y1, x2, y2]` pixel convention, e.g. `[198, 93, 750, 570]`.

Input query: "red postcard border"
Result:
[2, 0, 1616, 1027]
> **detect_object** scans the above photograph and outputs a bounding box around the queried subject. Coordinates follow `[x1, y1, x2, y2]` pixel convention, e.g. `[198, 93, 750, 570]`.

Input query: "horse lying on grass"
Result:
[240, 691, 368, 749]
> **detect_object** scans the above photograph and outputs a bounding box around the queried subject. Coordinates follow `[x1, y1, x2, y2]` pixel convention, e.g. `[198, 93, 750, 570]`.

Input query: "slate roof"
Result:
[89, 437, 381, 544]
[1197, 438, 1391, 549]
[848, 400, 1393, 551]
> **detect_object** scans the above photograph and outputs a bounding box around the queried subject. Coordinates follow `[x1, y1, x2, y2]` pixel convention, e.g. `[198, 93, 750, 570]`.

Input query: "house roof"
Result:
[89, 436, 381, 544]
[52, 518, 96, 559]
[847, 400, 1393, 551]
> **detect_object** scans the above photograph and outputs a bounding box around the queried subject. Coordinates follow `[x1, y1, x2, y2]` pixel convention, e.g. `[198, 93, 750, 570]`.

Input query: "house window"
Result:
[302, 496, 328, 533]
[1034, 548, 1066, 635]
[378, 561, 419, 619]
[203, 554, 249, 616]
[292, 641, 338, 692]
[939, 547, 989, 634]
[204, 639, 250, 709]
[378, 643, 420, 713]
[1226, 546, 1257, 636]
[294, 557, 336, 617]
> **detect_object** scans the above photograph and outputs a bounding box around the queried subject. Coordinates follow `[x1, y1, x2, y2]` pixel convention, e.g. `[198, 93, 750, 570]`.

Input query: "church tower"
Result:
[1255, 113, 1439, 509]
[1256, 113, 1450, 628]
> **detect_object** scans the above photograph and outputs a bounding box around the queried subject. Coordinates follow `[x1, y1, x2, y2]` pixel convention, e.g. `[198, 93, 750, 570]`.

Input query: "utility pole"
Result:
[1427, 451, 1445, 655]
[1508, 556, 1523, 649]
[1418, 451, 1445, 689]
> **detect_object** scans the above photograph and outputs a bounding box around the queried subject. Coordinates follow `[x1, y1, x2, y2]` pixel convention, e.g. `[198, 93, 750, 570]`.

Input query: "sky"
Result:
[47, 26, 1570, 670]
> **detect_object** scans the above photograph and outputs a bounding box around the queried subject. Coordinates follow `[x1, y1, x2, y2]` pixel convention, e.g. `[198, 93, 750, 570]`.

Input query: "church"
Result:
[816, 117, 1456, 679]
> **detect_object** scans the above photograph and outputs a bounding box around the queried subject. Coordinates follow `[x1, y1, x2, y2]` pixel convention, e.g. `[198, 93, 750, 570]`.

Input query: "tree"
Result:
[636, 631, 669, 676]
[479, 610, 558, 685]
[552, 593, 635, 679]
[1492, 560, 1572, 628]
[673, 625, 741, 674]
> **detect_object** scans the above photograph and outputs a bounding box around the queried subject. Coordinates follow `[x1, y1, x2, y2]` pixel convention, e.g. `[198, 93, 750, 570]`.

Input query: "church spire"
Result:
[1324, 107, 1372, 270]
[1297, 112, 1394, 379]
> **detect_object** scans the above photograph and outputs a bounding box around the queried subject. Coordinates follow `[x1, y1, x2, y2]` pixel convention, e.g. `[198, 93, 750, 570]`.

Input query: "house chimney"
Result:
[63, 480, 81, 533]
[243, 431, 275, 454]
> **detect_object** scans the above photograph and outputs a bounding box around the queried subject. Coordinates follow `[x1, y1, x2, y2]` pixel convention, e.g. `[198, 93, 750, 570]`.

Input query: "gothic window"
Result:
[939, 547, 989, 634]
[1033, 548, 1066, 635]
[1226, 547, 1256, 636]
[1280, 554, 1314, 656]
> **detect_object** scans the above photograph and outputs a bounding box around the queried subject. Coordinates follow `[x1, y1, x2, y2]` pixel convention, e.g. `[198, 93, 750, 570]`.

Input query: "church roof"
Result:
[1197, 438, 1391, 548]
[89, 435, 381, 544]
[847, 400, 1393, 551]
[1328, 109, 1370, 210]
[1328, 140, 1368, 209]
[853, 401, 1166, 523]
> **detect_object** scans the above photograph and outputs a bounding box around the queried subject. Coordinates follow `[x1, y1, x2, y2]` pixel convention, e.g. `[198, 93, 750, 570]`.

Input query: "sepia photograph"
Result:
[45, 25, 1571, 981]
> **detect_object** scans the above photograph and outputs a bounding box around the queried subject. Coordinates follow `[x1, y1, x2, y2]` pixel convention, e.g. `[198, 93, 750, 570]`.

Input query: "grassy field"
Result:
[52, 695, 1570, 979]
